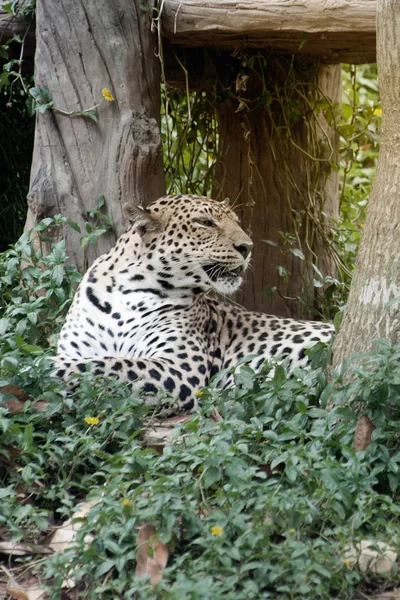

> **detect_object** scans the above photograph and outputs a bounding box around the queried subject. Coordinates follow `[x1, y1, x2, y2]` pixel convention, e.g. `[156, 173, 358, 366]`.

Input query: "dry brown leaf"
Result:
[0, 541, 52, 556]
[0, 385, 49, 414]
[0, 385, 33, 403]
[143, 426, 175, 448]
[45, 499, 98, 553]
[45, 499, 99, 590]
[1, 565, 49, 600]
[6, 583, 48, 600]
[143, 415, 191, 450]
[344, 540, 397, 573]
[143, 411, 222, 452]
[235, 72, 249, 92]
[371, 589, 400, 599]
[136, 524, 169, 584]
[354, 414, 376, 451]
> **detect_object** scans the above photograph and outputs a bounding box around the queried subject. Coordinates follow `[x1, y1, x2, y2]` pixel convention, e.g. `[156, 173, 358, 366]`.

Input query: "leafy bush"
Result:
[1, 226, 400, 599]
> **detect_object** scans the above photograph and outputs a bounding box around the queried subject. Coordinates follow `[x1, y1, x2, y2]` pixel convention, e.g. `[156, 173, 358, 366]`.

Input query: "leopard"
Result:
[55, 194, 334, 412]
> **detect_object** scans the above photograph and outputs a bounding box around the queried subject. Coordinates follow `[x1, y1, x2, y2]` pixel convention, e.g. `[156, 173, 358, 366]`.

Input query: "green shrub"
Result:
[0, 226, 400, 599]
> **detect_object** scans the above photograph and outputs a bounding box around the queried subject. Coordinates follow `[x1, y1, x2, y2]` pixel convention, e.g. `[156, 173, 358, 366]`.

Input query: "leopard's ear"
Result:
[222, 197, 230, 207]
[123, 203, 161, 237]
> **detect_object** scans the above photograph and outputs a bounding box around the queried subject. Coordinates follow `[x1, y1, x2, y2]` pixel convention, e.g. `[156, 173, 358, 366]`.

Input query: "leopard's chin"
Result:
[201, 262, 244, 295]
[212, 278, 243, 295]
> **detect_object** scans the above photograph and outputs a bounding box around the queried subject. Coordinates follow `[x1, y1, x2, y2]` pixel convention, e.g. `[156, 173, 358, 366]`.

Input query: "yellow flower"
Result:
[195, 390, 203, 397]
[263, 440, 270, 444]
[211, 526, 223, 536]
[373, 107, 382, 116]
[102, 88, 115, 102]
[343, 558, 351, 569]
[84, 416, 99, 425]
[122, 498, 132, 506]
[289, 528, 296, 535]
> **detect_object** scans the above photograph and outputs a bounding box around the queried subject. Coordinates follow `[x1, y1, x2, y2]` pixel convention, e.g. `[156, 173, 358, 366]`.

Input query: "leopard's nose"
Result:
[234, 242, 253, 259]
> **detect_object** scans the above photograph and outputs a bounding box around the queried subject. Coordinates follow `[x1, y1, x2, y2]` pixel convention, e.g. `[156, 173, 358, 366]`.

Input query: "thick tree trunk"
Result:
[214, 59, 340, 318]
[332, 0, 400, 365]
[26, 0, 165, 271]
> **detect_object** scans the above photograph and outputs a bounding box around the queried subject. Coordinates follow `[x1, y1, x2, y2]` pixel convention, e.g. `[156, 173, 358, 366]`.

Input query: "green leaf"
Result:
[103, 538, 122, 555]
[94, 558, 115, 578]
[66, 220, 81, 233]
[34, 218, 55, 232]
[333, 310, 344, 332]
[298, 32, 308, 50]
[307, 408, 326, 418]
[96, 195, 106, 209]
[51, 265, 65, 287]
[2, 3, 15, 16]
[23, 424, 34, 449]
[73, 109, 98, 122]
[262, 239, 279, 247]
[37, 103, 52, 114]
[277, 265, 288, 279]
[290, 248, 305, 260]
[203, 466, 221, 488]
[29, 87, 54, 112]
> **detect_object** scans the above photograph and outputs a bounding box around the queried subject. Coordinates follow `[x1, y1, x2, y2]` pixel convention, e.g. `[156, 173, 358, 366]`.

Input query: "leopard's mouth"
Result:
[202, 263, 243, 282]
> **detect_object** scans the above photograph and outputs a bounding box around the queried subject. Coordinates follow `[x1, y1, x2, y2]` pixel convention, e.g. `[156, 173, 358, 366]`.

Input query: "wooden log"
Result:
[161, 0, 376, 63]
[1, 0, 377, 83]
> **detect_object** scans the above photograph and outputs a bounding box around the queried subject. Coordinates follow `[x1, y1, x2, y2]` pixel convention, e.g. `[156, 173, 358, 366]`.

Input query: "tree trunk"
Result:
[214, 57, 340, 318]
[332, 0, 400, 366]
[26, 0, 165, 271]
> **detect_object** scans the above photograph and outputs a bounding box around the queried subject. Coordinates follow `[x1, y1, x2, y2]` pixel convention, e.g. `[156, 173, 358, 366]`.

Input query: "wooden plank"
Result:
[161, 0, 377, 63]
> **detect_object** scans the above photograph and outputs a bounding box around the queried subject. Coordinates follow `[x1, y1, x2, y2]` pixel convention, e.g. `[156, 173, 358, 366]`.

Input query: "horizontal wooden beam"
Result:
[0, 0, 377, 86]
[161, 0, 377, 63]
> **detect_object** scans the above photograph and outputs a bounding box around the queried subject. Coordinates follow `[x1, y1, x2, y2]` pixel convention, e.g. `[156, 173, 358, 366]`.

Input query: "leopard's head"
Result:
[123, 194, 253, 295]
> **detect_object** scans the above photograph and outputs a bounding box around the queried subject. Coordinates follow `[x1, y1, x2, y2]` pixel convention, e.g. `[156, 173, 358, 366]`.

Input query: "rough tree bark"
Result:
[332, 0, 400, 365]
[26, 0, 165, 271]
[214, 59, 340, 317]
[161, 0, 376, 63]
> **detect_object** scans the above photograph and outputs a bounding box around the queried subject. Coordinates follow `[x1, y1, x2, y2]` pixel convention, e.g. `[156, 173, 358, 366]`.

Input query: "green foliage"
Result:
[80, 194, 114, 270]
[337, 64, 381, 283]
[162, 86, 218, 196]
[0, 216, 81, 348]
[0, 0, 36, 250]
[0, 227, 400, 599]
[28, 86, 54, 114]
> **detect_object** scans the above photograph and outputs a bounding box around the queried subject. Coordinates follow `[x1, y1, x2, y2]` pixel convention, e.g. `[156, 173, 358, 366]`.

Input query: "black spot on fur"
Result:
[179, 384, 191, 402]
[149, 369, 161, 381]
[164, 377, 176, 392]
[142, 382, 158, 395]
[86, 287, 112, 314]
[128, 370, 139, 381]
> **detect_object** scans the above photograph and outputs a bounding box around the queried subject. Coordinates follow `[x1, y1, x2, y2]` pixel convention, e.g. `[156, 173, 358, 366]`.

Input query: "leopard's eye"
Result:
[194, 218, 217, 228]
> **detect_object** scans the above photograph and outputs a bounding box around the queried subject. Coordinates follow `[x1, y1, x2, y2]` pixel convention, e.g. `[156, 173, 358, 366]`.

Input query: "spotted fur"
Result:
[55, 194, 334, 412]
